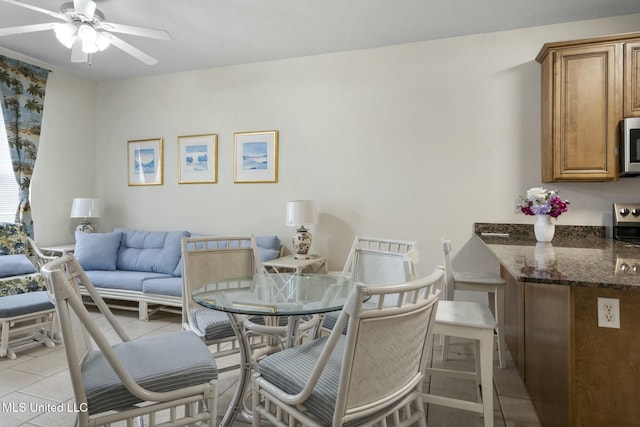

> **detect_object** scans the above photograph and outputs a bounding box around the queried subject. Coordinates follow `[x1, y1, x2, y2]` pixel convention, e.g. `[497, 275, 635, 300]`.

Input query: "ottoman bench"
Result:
[0, 291, 56, 359]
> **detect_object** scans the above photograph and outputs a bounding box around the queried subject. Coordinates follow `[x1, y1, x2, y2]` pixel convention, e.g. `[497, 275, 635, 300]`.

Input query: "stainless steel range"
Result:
[613, 203, 640, 274]
[613, 203, 640, 244]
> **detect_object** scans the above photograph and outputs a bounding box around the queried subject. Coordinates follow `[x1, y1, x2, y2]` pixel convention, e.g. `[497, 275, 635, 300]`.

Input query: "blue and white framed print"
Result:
[234, 130, 278, 183]
[127, 138, 163, 186]
[178, 134, 217, 184]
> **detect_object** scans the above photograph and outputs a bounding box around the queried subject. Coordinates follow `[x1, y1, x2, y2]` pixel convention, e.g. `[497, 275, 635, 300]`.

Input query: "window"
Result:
[0, 107, 19, 223]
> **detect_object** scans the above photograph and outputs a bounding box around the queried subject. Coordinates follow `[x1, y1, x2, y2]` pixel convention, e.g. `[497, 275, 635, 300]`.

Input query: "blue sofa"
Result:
[74, 228, 281, 320]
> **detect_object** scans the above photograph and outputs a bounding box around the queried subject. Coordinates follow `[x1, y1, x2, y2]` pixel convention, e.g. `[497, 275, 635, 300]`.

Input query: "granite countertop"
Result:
[475, 223, 640, 290]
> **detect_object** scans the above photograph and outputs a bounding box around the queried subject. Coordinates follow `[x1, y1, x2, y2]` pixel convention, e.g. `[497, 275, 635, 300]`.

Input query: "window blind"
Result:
[0, 107, 19, 223]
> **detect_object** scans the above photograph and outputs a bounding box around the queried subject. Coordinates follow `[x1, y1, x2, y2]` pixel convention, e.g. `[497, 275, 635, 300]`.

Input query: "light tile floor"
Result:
[0, 308, 541, 427]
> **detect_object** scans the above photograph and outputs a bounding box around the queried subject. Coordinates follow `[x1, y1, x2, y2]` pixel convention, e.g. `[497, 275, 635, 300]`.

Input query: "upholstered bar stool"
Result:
[424, 299, 497, 427]
[441, 237, 507, 368]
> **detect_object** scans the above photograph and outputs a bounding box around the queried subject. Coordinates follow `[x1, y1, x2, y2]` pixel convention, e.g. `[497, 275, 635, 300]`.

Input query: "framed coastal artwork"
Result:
[234, 130, 279, 183]
[127, 138, 163, 186]
[178, 134, 218, 184]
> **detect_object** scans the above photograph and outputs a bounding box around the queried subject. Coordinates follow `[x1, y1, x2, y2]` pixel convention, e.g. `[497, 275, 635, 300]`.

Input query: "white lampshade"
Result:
[286, 200, 319, 227]
[70, 198, 101, 219]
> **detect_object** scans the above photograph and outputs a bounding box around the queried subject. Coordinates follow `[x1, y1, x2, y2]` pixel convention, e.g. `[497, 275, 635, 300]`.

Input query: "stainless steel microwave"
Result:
[620, 117, 640, 176]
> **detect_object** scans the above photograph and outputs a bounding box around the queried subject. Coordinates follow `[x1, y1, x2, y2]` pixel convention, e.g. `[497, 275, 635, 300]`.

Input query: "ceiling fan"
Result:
[0, 0, 171, 65]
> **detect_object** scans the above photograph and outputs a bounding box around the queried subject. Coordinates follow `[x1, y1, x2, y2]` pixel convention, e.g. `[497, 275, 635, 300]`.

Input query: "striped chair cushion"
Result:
[257, 335, 345, 424]
[193, 308, 266, 342]
[193, 308, 238, 341]
[323, 301, 377, 334]
[81, 330, 218, 415]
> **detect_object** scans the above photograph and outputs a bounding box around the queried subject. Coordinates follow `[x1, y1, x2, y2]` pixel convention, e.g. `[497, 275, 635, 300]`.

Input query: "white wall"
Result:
[31, 14, 640, 278]
[31, 71, 97, 245]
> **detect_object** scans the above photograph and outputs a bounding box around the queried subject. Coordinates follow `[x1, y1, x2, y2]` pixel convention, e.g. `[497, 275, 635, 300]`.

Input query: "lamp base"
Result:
[76, 220, 95, 233]
[292, 226, 312, 259]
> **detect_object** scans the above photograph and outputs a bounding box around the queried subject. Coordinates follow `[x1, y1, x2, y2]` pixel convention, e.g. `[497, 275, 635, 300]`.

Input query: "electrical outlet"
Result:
[597, 297, 620, 328]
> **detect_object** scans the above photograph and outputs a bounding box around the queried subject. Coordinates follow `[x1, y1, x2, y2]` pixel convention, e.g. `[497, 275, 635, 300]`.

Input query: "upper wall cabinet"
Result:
[625, 41, 640, 117]
[536, 32, 640, 182]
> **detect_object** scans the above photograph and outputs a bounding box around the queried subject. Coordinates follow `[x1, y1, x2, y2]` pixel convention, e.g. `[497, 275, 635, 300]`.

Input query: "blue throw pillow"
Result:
[0, 254, 37, 278]
[256, 235, 281, 251]
[74, 231, 123, 271]
[256, 235, 281, 262]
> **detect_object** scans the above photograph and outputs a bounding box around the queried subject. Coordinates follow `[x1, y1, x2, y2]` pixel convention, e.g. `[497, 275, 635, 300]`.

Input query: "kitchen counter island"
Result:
[474, 223, 640, 427]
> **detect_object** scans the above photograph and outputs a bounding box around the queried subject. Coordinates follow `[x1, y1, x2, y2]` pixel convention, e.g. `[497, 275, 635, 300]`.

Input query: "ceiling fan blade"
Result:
[70, 38, 88, 62]
[0, 0, 65, 19]
[73, 0, 95, 20]
[0, 22, 56, 36]
[109, 34, 158, 65]
[99, 22, 171, 40]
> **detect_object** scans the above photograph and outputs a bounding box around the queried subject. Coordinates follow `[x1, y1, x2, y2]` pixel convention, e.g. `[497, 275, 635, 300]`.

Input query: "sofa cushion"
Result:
[75, 231, 123, 271]
[85, 270, 171, 292]
[0, 223, 30, 256]
[0, 254, 37, 278]
[115, 229, 189, 275]
[256, 235, 281, 262]
[256, 235, 280, 251]
[142, 277, 182, 297]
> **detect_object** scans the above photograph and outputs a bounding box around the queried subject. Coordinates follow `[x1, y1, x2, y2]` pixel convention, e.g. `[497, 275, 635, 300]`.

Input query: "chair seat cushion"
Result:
[0, 254, 37, 278]
[193, 308, 265, 341]
[323, 301, 377, 334]
[0, 291, 54, 318]
[81, 330, 217, 415]
[257, 335, 345, 424]
[193, 308, 236, 340]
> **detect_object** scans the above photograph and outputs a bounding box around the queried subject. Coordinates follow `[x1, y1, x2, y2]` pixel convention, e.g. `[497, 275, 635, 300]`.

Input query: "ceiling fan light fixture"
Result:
[77, 23, 97, 42]
[96, 31, 111, 51]
[53, 21, 77, 48]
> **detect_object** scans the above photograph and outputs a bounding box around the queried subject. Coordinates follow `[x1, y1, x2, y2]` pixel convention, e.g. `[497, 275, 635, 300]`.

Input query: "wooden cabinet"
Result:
[537, 32, 640, 182]
[501, 268, 640, 427]
[538, 42, 622, 182]
[624, 41, 640, 117]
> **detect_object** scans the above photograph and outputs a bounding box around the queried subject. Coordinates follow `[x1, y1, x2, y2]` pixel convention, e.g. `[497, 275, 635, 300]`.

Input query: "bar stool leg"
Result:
[480, 328, 495, 427]
[494, 287, 506, 369]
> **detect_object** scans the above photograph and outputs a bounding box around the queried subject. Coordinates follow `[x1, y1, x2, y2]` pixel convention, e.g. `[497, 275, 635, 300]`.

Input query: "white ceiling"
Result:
[1, 0, 640, 82]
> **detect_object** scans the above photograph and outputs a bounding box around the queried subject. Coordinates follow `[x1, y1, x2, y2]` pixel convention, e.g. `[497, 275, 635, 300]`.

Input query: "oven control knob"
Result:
[621, 262, 629, 272]
[632, 209, 640, 217]
[620, 208, 630, 217]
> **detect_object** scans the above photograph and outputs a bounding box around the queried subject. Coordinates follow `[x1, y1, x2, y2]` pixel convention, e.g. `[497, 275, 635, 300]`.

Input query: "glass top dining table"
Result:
[192, 272, 356, 316]
[192, 272, 357, 427]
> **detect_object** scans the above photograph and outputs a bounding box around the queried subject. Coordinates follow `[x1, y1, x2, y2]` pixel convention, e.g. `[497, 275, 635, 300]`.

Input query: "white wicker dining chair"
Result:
[42, 254, 218, 427]
[321, 235, 419, 332]
[181, 235, 267, 367]
[251, 267, 443, 427]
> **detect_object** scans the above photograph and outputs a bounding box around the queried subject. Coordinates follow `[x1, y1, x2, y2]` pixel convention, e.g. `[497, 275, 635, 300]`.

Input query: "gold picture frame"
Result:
[127, 138, 163, 186]
[178, 134, 218, 184]
[234, 130, 279, 183]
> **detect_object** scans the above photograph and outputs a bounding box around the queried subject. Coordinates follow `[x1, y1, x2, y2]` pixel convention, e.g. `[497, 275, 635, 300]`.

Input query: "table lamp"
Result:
[70, 198, 101, 233]
[286, 200, 319, 259]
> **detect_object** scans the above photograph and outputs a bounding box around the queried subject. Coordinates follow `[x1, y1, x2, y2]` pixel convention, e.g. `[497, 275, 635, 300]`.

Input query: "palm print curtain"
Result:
[0, 55, 50, 237]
